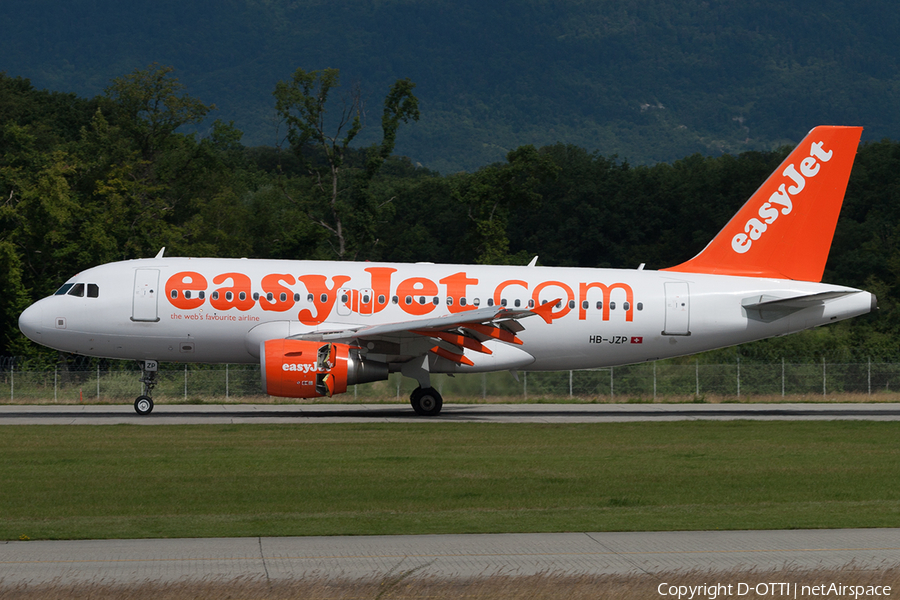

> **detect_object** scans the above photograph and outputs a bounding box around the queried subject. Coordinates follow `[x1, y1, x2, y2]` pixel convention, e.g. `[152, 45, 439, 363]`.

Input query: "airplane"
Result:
[18, 125, 875, 416]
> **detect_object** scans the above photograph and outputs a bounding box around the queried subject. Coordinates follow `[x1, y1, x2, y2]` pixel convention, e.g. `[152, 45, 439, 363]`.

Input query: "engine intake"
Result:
[260, 339, 389, 398]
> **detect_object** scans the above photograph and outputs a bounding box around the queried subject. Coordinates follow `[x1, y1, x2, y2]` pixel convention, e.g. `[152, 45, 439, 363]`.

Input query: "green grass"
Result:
[1, 421, 899, 540]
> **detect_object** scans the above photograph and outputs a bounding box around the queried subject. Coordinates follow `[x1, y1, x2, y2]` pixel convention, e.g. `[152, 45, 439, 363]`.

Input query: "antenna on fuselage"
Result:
[154, 247, 166, 259]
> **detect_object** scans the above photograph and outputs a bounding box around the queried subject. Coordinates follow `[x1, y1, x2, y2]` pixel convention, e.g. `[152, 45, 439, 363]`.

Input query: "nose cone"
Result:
[18, 303, 43, 343]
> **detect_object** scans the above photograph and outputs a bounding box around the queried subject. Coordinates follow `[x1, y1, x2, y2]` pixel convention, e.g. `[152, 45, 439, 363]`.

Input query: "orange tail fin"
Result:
[662, 126, 863, 282]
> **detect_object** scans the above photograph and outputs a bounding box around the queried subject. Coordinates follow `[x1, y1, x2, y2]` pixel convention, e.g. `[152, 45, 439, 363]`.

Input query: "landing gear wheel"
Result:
[134, 395, 154, 415]
[410, 387, 443, 416]
[135, 360, 159, 415]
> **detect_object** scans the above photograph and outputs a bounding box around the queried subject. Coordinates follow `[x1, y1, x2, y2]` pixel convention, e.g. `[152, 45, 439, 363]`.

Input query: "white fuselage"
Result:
[18, 258, 875, 371]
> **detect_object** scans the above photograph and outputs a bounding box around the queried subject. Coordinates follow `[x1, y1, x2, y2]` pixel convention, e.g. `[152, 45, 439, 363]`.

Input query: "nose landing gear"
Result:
[134, 395, 153, 415]
[134, 360, 158, 415]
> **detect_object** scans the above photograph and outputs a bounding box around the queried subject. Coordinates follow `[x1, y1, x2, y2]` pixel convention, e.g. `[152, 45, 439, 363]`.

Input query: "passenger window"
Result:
[637, 302, 643, 311]
[67, 283, 85, 297]
[610, 302, 616, 310]
[473, 298, 480, 306]
[447, 297, 454, 306]
[184, 290, 192, 299]
[514, 299, 521, 308]
[623, 301, 631, 311]
[87, 284, 99, 298]
[460, 298, 467, 306]
[582, 300, 589, 310]
[487, 298, 494, 307]
[568, 300, 576, 309]
[280, 293, 287, 302]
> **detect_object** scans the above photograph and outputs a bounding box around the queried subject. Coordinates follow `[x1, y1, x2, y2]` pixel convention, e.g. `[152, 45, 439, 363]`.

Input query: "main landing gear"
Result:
[401, 360, 443, 416]
[410, 386, 443, 416]
[134, 360, 159, 415]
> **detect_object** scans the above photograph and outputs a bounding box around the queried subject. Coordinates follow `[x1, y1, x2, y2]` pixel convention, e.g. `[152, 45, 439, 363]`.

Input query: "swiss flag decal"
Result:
[630, 337, 643, 344]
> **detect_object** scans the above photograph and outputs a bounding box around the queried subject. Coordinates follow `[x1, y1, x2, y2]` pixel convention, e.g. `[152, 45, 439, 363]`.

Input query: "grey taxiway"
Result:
[2, 529, 899, 585]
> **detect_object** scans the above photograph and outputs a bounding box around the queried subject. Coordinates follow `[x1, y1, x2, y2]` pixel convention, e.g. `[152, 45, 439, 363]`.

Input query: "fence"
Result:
[2, 359, 900, 403]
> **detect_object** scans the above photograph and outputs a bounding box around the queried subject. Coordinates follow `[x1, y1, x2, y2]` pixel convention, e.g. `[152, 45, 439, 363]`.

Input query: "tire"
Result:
[134, 395, 154, 415]
[410, 387, 443, 416]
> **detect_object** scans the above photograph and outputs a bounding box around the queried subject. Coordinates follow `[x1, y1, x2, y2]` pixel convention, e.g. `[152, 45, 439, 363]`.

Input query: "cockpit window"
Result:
[55, 282, 99, 297]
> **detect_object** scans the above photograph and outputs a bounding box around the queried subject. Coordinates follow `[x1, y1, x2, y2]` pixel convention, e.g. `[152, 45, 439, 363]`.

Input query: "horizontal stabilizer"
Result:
[741, 291, 858, 322]
[742, 291, 857, 310]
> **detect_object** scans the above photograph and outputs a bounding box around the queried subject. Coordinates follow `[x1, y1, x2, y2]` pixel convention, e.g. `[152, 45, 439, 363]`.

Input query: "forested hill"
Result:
[2, 0, 900, 172]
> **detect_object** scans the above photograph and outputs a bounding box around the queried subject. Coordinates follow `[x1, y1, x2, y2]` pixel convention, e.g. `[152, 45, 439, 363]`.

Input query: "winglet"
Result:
[662, 126, 863, 282]
[531, 298, 561, 324]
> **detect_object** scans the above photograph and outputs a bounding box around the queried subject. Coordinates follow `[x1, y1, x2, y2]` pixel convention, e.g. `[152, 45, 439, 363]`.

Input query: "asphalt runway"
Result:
[1, 402, 900, 424]
[2, 529, 899, 585]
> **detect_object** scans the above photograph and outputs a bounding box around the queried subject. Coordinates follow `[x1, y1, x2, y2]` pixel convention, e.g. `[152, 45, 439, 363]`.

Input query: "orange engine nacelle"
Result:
[260, 339, 389, 398]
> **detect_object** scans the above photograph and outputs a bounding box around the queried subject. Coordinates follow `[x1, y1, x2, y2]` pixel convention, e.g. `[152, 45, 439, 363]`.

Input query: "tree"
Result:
[103, 64, 214, 162]
[0, 122, 84, 291]
[0, 240, 32, 356]
[453, 145, 559, 265]
[273, 68, 419, 259]
[90, 66, 252, 260]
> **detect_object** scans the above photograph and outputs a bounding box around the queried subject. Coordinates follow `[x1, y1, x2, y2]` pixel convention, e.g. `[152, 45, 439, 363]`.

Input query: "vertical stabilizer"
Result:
[662, 126, 862, 282]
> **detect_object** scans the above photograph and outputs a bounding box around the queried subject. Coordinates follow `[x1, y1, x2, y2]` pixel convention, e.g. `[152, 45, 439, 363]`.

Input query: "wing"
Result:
[289, 300, 558, 367]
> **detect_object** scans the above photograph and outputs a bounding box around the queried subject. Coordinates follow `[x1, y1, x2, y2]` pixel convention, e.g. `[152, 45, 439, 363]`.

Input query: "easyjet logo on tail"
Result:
[661, 125, 861, 281]
[731, 141, 834, 254]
